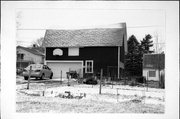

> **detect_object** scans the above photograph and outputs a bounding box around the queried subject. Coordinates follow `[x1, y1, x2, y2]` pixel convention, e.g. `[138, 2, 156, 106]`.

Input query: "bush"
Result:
[83, 77, 98, 85]
[136, 76, 146, 83]
[68, 71, 79, 79]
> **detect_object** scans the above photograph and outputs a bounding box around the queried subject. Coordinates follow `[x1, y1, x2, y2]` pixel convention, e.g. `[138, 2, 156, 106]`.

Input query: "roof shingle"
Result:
[42, 27, 126, 47]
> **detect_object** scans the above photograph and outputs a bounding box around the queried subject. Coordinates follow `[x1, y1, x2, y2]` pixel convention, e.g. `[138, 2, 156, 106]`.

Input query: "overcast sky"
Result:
[16, 3, 166, 52]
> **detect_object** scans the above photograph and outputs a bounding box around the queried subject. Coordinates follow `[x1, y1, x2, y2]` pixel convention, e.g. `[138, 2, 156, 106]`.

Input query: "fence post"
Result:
[146, 71, 148, 91]
[68, 68, 71, 86]
[99, 69, 103, 94]
[27, 66, 32, 89]
[60, 70, 62, 84]
[116, 88, 119, 102]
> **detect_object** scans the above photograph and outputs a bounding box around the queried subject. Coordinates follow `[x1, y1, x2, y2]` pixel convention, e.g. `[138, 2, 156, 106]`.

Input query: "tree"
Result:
[140, 34, 154, 54]
[124, 34, 154, 77]
[125, 35, 142, 76]
[31, 37, 44, 47]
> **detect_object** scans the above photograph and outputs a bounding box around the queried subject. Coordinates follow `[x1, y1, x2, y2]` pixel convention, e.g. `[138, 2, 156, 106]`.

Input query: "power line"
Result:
[16, 25, 164, 30]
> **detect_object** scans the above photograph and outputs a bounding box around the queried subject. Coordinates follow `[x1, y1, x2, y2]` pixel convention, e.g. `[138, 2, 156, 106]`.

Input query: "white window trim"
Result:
[85, 60, 93, 73]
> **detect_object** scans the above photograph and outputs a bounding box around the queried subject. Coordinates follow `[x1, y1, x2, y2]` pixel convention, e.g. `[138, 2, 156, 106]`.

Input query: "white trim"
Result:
[85, 60, 94, 73]
[46, 60, 83, 63]
[44, 48, 46, 65]
[118, 46, 120, 79]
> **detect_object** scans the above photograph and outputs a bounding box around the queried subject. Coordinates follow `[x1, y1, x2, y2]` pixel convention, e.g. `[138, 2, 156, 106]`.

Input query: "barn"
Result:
[42, 23, 127, 79]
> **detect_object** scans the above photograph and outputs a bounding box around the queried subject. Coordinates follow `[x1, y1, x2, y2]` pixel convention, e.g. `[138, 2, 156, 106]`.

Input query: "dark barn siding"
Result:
[46, 47, 119, 76]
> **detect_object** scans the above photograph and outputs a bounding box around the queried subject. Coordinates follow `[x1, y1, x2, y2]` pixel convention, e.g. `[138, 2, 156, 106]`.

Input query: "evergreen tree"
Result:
[125, 35, 142, 76]
[140, 34, 154, 53]
[124, 34, 154, 77]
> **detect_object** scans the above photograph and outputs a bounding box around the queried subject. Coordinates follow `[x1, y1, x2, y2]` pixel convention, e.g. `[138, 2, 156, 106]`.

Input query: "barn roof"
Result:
[42, 26, 126, 47]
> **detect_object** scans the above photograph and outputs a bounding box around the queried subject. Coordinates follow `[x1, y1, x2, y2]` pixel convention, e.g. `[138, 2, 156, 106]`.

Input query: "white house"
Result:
[143, 53, 165, 88]
[17, 46, 44, 68]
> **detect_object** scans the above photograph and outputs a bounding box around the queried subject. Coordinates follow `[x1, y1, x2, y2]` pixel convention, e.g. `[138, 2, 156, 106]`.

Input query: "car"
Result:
[22, 64, 53, 80]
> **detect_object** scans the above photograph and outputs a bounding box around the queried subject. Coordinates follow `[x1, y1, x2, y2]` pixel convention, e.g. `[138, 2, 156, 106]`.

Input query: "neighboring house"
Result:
[143, 53, 165, 87]
[16, 46, 45, 69]
[42, 23, 127, 78]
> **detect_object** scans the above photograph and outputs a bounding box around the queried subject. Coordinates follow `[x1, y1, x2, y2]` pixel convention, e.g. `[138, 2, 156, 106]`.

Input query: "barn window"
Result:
[68, 47, 79, 56]
[85, 60, 93, 73]
[53, 48, 63, 56]
[149, 70, 156, 77]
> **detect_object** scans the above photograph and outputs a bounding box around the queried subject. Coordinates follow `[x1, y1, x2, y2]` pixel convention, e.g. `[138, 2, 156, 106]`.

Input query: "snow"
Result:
[16, 76, 165, 105]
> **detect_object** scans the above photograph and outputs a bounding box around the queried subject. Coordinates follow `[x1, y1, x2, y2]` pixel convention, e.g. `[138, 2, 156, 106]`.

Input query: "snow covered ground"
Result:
[16, 76, 165, 113]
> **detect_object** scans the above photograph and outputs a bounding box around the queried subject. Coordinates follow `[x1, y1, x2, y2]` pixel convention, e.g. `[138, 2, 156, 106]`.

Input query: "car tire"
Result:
[40, 74, 45, 80]
[24, 77, 28, 80]
[50, 73, 53, 79]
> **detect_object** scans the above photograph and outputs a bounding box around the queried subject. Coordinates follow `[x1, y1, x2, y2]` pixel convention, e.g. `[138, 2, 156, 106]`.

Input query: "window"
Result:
[149, 70, 156, 77]
[68, 48, 79, 56]
[17, 53, 24, 60]
[85, 60, 93, 73]
[53, 48, 63, 56]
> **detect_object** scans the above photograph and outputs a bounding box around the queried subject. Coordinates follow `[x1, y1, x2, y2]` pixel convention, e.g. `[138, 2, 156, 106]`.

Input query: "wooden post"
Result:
[118, 46, 120, 79]
[116, 88, 119, 102]
[68, 68, 70, 86]
[146, 71, 148, 91]
[60, 70, 62, 84]
[27, 66, 32, 89]
[99, 69, 103, 94]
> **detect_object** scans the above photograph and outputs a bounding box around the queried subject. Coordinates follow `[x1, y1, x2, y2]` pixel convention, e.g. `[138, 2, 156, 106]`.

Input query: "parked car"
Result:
[22, 64, 53, 80]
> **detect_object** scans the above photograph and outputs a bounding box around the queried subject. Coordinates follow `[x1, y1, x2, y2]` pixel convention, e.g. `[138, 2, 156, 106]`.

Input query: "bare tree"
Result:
[31, 37, 44, 47]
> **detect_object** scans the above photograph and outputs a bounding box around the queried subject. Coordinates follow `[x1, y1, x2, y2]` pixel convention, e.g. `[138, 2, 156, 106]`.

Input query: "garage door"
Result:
[47, 61, 83, 78]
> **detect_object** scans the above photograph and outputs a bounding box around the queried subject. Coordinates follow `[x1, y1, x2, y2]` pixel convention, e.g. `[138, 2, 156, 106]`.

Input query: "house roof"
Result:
[17, 46, 44, 56]
[42, 26, 126, 47]
[143, 53, 165, 69]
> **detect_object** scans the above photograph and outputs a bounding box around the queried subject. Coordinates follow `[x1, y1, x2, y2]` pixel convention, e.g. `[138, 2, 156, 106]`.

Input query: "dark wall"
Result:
[143, 54, 165, 69]
[46, 46, 121, 76]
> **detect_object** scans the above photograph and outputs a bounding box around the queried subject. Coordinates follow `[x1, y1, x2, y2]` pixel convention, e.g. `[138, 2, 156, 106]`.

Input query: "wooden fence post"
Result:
[116, 88, 119, 102]
[99, 69, 103, 94]
[68, 68, 70, 86]
[60, 70, 62, 84]
[146, 71, 148, 91]
[27, 66, 32, 89]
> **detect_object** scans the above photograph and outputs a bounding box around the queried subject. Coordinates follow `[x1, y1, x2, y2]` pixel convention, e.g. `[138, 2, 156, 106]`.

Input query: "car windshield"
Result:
[25, 64, 42, 70]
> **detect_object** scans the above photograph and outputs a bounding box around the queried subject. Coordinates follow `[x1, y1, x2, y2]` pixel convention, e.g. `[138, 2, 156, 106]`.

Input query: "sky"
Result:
[16, 5, 166, 52]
